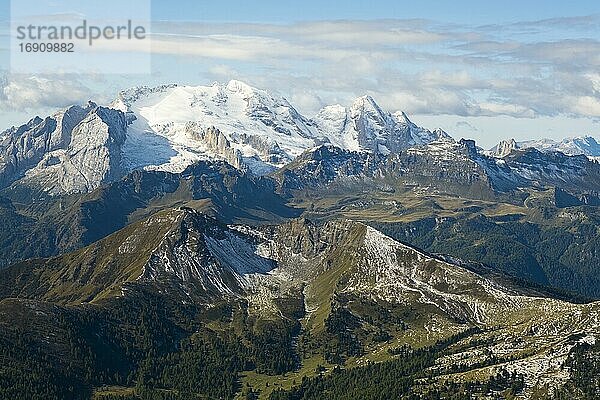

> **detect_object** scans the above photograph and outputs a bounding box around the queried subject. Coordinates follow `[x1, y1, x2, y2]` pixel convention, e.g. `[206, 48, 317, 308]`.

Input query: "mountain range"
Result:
[0, 80, 599, 399]
[3, 80, 598, 196]
[488, 136, 600, 159]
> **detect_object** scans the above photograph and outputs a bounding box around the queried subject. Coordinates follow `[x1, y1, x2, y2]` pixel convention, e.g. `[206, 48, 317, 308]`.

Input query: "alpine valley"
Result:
[1, 81, 600, 400]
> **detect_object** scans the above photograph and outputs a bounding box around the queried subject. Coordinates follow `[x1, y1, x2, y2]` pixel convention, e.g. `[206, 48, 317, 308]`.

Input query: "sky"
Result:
[0, 0, 599, 148]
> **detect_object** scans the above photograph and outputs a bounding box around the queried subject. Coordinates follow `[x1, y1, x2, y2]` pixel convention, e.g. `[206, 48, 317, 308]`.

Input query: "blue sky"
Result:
[1, 0, 599, 147]
[150, 0, 597, 25]
[2, 0, 599, 23]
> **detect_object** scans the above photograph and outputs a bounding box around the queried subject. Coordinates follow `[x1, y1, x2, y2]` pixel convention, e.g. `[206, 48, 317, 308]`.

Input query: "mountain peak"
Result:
[563, 135, 599, 146]
[518, 135, 600, 158]
[351, 95, 385, 116]
[226, 79, 256, 96]
[395, 111, 412, 125]
[489, 138, 519, 158]
[352, 94, 377, 105]
[317, 104, 346, 115]
[459, 138, 479, 157]
[0, 103, 127, 193]
[432, 127, 452, 140]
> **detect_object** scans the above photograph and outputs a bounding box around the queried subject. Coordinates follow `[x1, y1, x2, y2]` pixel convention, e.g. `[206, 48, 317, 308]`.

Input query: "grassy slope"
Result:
[0, 209, 180, 305]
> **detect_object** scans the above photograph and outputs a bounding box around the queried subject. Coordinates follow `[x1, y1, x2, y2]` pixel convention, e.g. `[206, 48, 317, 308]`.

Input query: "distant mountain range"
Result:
[488, 136, 600, 159]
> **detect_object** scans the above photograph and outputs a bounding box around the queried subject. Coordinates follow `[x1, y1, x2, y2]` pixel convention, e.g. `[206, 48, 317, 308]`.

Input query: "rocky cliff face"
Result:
[489, 138, 519, 158]
[274, 142, 494, 198]
[185, 124, 244, 170]
[0, 103, 94, 187]
[0, 103, 127, 194]
[274, 139, 600, 201]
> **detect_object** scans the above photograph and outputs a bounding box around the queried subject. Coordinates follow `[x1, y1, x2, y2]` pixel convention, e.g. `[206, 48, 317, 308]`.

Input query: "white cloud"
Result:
[455, 120, 481, 133]
[141, 18, 600, 120]
[288, 90, 324, 114]
[3, 15, 600, 124]
[418, 70, 485, 90]
[478, 102, 536, 118]
[1, 75, 90, 110]
[207, 64, 240, 79]
[587, 73, 600, 93]
[571, 96, 600, 117]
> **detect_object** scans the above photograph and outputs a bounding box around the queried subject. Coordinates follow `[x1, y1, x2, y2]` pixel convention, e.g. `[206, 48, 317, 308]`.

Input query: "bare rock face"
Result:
[0, 103, 128, 194]
[232, 132, 291, 165]
[185, 124, 244, 170]
[0, 103, 93, 187]
[0, 116, 57, 187]
[351, 96, 410, 154]
[490, 138, 519, 158]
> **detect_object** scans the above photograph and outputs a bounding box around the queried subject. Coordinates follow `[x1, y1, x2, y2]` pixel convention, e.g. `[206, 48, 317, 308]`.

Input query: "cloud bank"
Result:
[146, 17, 600, 119]
[0, 75, 91, 111]
[1, 15, 599, 124]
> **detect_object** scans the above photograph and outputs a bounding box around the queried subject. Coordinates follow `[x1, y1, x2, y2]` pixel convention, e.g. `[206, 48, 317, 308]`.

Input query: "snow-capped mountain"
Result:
[489, 136, 600, 159]
[114, 81, 450, 175]
[312, 95, 451, 155]
[0, 80, 450, 194]
[112, 80, 323, 175]
[2, 79, 599, 197]
[523, 136, 600, 158]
